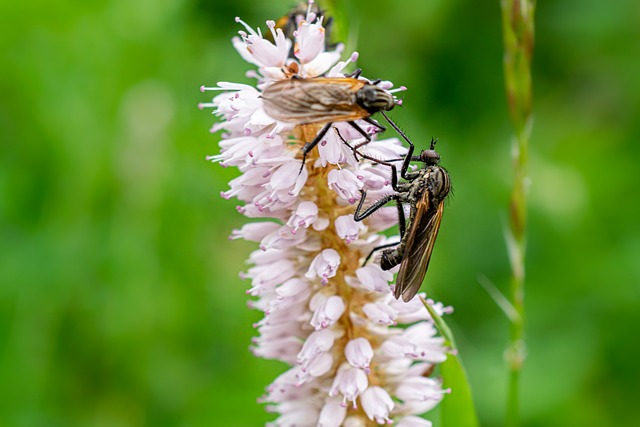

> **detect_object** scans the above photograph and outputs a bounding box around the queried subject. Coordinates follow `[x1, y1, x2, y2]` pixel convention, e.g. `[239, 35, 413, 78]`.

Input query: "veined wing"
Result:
[394, 196, 445, 302]
[261, 78, 369, 124]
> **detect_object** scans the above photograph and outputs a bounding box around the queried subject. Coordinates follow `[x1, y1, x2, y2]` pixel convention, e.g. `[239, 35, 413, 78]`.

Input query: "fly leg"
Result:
[353, 190, 398, 221]
[362, 241, 400, 266]
[334, 129, 403, 192]
[346, 121, 373, 157]
[299, 122, 333, 173]
[344, 68, 362, 79]
[352, 118, 385, 150]
[334, 120, 375, 163]
[380, 111, 417, 179]
[359, 196, 407, 267]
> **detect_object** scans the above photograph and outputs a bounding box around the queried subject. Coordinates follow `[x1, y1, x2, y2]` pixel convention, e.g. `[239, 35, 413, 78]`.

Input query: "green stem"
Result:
[500, 1, 536, 426]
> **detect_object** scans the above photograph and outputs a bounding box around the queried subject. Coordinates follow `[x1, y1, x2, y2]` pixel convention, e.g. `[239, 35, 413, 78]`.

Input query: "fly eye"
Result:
[363, 87, 378, 103]
[421, 150, 440, 164]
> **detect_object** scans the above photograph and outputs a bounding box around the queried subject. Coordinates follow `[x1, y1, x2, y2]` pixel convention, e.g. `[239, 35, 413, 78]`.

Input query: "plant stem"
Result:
[500, 1, 536, 426]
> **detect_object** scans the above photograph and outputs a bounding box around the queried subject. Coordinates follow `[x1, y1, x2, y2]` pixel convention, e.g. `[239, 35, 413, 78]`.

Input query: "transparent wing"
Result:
[261, 78, 369, 124]
[394, 197, 445, 302]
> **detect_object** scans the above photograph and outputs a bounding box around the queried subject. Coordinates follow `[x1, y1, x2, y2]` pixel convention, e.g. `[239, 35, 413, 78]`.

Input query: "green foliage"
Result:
[440, 354, 479, 427]
[1, 0, 640, 426]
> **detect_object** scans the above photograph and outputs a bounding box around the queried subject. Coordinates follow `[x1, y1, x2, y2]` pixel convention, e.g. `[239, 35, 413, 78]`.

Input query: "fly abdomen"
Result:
[381, 248, 403, 271]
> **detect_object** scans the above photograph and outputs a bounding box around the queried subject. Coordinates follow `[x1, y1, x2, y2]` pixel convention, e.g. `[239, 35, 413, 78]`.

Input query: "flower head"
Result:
[203, 5, 451, 425]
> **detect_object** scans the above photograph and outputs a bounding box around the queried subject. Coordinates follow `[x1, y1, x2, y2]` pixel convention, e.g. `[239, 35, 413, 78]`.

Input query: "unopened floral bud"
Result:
[329, 364, 369, 408]
[287, 201, 319, 233]
[328, 169, 362, 203]
[298, 329, 335, 366]
[260, 225, 308, 250]
[355, 264, 394, 293]
[380, 322, 447, 363]
[297, 352, 333, 382]
[361, 386, 394, 424]
[230, 222, 280, 241]
[275, 278, 310, 299]
[310, 295, 345, 330]
[363, 301, 398, 325]
[345, 338, 374, 373]
[396, 376, 445, 414]
[306, 249, 341, 285]
[318, 396, 347, 427]
[317, 130, 358, 167]
[335, 214, 364, 244]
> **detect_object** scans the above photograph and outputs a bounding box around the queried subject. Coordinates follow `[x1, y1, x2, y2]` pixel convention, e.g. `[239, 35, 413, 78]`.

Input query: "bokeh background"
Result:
[2, 0, 639, 426]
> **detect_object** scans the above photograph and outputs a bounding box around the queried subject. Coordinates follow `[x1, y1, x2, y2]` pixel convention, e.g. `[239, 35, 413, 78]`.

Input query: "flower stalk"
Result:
[500, 1, 536, 426]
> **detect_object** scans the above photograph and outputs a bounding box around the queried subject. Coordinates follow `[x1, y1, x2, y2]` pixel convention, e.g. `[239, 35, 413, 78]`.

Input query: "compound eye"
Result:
[421, 150, 440, 163]
[364, 87, 378, 102]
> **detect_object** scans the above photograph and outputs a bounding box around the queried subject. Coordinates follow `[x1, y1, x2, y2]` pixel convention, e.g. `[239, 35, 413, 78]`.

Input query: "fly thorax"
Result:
[356, 85, 395, 113]
[427, 167, 451, 200]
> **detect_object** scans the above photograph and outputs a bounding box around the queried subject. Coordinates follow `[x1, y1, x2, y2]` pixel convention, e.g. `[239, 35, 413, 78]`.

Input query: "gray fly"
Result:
[354, 118, 451, 301]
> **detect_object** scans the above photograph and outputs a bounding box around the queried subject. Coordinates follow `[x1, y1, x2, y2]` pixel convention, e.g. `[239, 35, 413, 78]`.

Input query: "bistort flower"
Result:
[202, 3, 452, 425]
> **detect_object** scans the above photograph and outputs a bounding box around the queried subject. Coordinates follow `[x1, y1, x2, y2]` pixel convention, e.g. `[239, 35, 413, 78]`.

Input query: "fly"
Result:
[354, 118, 451, 302]
[260, 71, 399, 171]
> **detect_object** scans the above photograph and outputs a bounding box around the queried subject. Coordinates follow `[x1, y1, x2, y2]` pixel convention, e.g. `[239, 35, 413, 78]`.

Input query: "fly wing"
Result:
[261, 78, 369, 124]
[394, 196, 445, 302]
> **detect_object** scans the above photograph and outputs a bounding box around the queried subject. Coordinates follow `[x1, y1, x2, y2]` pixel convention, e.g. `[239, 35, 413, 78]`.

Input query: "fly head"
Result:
[356, 85, 395, 113]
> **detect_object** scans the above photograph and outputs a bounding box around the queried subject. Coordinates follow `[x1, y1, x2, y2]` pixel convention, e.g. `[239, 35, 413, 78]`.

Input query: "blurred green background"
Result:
[1, 0, 639, 426]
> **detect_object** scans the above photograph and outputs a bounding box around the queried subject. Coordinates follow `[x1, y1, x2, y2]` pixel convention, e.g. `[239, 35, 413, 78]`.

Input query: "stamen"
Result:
[388, 86, 407, 94]
[266, 20, 278, 41]
[235, 17, 257, 36]
[306, 0, 315, 22]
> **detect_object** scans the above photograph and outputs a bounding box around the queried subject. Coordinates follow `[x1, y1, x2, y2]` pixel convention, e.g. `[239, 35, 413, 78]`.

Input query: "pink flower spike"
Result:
[202, 12, 450, 427]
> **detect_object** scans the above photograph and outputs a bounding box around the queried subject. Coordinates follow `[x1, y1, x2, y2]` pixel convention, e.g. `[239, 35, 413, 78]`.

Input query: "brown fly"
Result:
[261, 71, 398, 170]
[354, 117, 451, 301]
